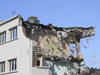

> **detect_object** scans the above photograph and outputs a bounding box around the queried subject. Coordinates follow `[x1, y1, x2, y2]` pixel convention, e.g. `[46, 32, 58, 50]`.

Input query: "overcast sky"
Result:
[0, 0, 100, 68]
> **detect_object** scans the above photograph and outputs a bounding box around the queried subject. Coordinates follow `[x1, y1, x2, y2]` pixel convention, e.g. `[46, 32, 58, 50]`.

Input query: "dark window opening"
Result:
[37, 60, 40, 66]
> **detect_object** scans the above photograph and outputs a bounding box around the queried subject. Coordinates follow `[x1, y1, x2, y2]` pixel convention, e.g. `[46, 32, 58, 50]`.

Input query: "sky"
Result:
[0, 0, 100, 68]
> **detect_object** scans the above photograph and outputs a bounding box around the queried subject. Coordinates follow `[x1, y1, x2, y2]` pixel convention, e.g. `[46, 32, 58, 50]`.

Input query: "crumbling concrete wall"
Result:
[35, 31, 70, 57]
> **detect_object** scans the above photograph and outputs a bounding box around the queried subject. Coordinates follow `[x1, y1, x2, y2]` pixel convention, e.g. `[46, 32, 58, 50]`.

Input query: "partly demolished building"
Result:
[0, 15, 95, 75]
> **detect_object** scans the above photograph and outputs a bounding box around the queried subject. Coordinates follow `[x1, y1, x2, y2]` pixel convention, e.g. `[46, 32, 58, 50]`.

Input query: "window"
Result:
[37, 55, 41, 66]
[0, 62, 5, 73]
[0, 32, 6, 44]
[10, 27, 17, 40]
[37, 60, 40, 66]
[9, 59, 17, 71]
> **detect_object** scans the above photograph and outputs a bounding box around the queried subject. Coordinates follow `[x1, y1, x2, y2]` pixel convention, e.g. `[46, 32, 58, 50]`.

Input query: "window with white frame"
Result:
[0, 32, 6, 44]
[0, 62, 5, 73]
[9, 59, 17, 71]
[10, 27, 17, 40]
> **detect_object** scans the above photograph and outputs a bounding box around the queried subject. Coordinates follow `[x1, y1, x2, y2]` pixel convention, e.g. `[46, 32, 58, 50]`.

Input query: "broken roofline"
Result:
[22, 21, 95, 39]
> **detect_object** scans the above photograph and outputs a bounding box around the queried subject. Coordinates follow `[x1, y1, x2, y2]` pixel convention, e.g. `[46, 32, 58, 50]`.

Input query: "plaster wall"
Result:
[37, 33, 70, 57]
[32, 67, 52, 75]
[0, 17, 30, 75]
[45, 60, 77, 75]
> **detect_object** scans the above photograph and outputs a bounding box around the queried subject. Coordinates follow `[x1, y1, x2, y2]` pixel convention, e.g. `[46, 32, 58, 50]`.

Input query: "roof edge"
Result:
[0, 15, 22, 26]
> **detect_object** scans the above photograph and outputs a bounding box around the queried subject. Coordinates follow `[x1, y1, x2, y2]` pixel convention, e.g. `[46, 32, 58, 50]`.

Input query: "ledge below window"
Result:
[36, 66, 49, 69]
[0, 70, 18, 75]
[0, 38, 19, 45]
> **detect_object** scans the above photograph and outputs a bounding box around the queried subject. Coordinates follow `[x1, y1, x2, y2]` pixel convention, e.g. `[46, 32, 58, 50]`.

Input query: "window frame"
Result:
[0, 61, 5, 73]
[9, 59, 17, 71]
[10, 27, 17, 40]
[0, 31, 6, 44]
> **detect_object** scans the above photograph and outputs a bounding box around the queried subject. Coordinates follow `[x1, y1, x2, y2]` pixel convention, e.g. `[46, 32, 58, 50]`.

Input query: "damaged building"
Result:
[0, 15, 95, 75]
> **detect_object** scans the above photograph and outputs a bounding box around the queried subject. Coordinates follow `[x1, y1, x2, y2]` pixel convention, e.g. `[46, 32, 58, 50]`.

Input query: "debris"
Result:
[83, 45, 87, 49]
[22, 21, 95, 41]
[70, 49, 74, 54]
[63, 72, 67, 75]
[89, 36, 91, 40]
[93, 55, 96, 57]
[73, 63, 80, 69]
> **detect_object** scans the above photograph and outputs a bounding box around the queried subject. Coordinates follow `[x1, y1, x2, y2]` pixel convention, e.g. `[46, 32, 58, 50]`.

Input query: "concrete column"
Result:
[75, 38, 80, 54]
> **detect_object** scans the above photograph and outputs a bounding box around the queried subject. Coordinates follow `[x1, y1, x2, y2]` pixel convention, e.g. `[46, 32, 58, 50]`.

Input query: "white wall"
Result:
[32, 67, 53, 75]
[0, 16, 30, 75]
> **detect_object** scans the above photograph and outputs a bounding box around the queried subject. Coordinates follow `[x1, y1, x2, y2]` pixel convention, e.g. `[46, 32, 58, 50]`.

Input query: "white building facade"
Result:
[0, 15, 30, 75]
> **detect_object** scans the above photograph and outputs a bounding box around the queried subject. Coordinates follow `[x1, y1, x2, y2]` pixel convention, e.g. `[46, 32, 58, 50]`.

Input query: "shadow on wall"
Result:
[45, 60, 58, 75]
[45, 60, 76, 75]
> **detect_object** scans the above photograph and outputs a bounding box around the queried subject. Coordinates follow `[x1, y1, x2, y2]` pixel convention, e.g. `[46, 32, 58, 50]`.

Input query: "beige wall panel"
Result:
[37, 34, 70, 57]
